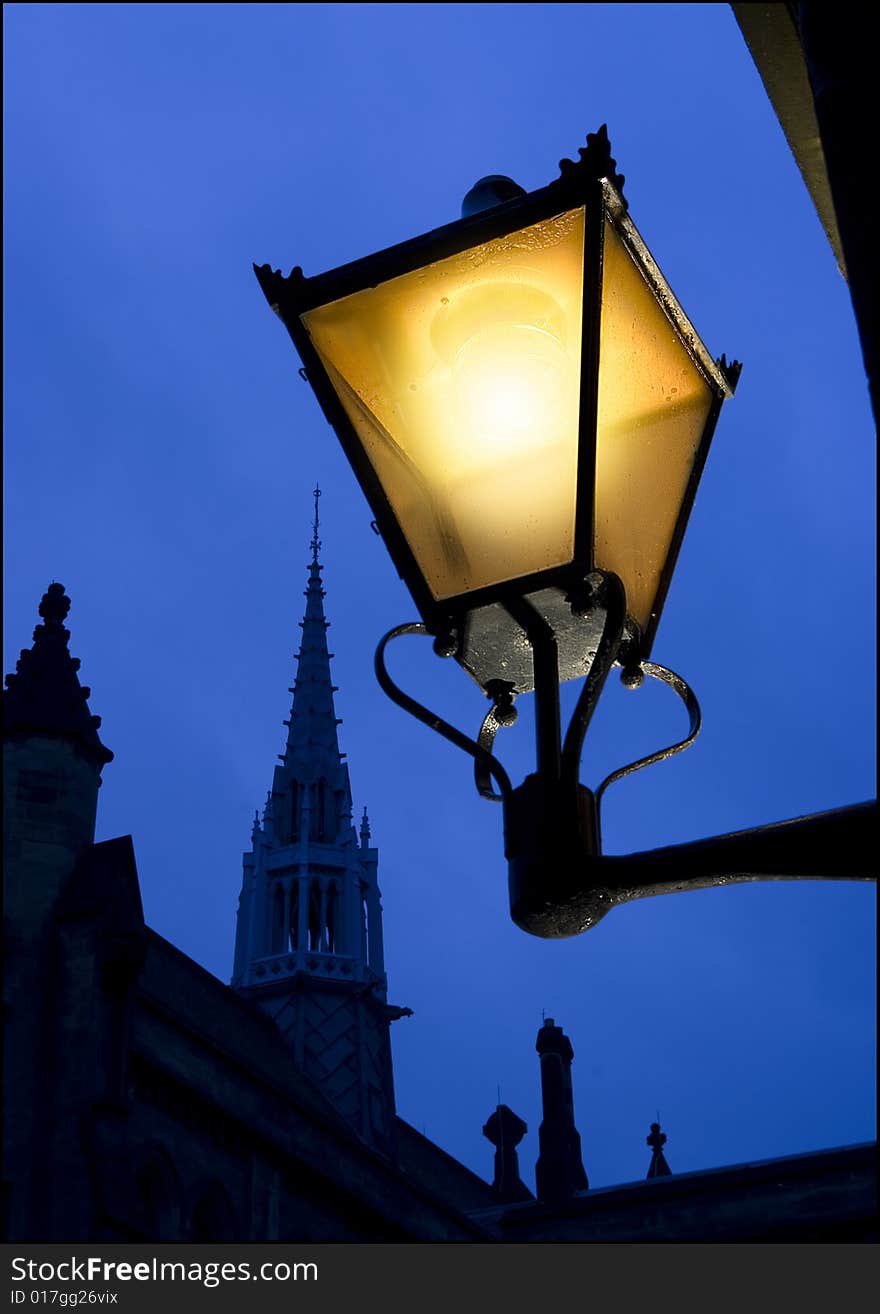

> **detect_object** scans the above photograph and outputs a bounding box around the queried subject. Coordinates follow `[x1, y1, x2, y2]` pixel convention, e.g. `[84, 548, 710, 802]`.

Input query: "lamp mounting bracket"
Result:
[372, 585, 875, 938]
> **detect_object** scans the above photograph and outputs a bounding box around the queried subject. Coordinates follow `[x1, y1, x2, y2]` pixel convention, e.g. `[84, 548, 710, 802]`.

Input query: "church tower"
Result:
[232, 490, 406, 1156]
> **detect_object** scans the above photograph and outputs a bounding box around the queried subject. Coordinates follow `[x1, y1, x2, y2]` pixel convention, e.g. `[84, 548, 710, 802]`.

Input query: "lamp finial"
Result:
[461, 174, 526, 218]
[646, 1119, 672, 1178]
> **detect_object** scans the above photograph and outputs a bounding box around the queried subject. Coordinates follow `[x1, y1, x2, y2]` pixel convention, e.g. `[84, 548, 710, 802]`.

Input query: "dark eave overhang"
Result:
[731, 3, 845, 277]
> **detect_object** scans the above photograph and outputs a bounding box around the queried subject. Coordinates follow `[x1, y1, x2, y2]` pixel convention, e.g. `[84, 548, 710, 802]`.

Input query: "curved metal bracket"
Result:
[474, 695, 518, 802]
[374, 623, 513, 802]
[560, 572, 628, 790]
[594, 660, 702, 841]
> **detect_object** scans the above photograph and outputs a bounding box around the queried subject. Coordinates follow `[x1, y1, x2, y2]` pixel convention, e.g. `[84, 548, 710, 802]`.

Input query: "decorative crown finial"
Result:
[4, 582, 113, 766]
[38, 582, 71, 626]
[557, 124, 627, 205]
[646, 1119, 672, 1178]
[716, 353, 743, 393]
[311, 485, 322, 564]
[647, 1121, 667, 1152]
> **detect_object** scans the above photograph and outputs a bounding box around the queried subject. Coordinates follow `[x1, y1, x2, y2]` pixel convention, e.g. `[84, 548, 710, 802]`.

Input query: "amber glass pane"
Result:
[302, 209, 585, 601]
[595, 220, 714, 634]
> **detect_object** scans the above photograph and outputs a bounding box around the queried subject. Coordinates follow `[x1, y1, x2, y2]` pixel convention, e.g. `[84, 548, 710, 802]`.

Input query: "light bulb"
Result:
[452, 322, 570, 449]
[431, 278, 572, 458]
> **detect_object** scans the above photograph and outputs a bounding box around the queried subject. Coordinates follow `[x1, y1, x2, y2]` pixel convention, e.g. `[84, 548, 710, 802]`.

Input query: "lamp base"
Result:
[457, 585, 622, 696]
[505, 775, 612, 937]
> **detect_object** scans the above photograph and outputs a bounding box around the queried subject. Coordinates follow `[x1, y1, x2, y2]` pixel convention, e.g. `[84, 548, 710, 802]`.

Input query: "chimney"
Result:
[534, 1017, 588, 1203]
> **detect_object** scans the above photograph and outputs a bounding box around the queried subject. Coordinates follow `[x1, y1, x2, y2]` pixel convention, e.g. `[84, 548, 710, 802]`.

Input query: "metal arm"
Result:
[520, 800, 877, 937]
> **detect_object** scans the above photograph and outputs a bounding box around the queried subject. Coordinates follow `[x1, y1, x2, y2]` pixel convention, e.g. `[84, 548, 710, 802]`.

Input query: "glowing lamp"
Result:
[253, 129, 874, 940]
[255, 128, 739, 696]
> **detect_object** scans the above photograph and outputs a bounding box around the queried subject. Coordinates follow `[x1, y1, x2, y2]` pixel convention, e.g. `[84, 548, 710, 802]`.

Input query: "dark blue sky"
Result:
[4, 3, 875, 1189]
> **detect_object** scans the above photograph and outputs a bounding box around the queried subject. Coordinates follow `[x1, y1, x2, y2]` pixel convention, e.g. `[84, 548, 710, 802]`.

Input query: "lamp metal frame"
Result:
[255, 127, 739, 667]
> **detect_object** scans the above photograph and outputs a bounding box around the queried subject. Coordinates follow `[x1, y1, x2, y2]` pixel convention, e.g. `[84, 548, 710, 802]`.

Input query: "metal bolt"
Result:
[620, 664, 644, 690]
[433, 630, 458, 658]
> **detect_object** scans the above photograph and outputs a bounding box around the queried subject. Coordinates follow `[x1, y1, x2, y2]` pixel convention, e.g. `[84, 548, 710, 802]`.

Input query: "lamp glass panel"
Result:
[595, 219, 714, 634]
[302, 208, 585, 601]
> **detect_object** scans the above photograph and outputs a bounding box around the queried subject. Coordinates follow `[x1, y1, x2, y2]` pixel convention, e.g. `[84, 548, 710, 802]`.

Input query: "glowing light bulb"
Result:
[452, 323, 570, 449]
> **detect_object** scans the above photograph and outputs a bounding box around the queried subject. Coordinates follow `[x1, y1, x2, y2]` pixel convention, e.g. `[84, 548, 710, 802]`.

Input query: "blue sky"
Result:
[4, 3, 875, 1190]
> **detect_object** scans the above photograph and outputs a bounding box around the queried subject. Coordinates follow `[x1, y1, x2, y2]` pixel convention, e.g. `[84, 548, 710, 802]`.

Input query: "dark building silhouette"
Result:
[732, 4, 876, 420]
[2, 566, 491, 1242]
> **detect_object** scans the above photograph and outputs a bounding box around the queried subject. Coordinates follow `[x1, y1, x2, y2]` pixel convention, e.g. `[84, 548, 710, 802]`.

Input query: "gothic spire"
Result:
[283, 486, 343, 766]
[2, 583, 113, 766]
[232, 494, 399, 1153]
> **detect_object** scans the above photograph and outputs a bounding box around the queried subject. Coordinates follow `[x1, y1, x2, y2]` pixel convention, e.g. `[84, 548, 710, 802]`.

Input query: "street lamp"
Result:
[255, 127, 875, 938]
